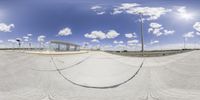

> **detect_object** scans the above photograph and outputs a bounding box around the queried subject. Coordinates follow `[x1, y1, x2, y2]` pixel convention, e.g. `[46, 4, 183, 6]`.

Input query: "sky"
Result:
[0, 0, 200, 50]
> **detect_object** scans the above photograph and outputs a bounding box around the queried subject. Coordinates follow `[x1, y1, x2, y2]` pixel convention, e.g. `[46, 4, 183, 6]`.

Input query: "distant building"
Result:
[49, 40, 80, 51]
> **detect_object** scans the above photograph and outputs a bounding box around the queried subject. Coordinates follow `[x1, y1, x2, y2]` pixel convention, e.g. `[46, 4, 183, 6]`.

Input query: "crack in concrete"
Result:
[30, 55, 92, 72]
[51, 55, 145, 89]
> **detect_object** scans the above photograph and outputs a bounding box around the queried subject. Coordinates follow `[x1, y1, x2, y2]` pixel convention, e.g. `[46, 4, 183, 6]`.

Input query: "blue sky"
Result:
[0, 0, 200, 50]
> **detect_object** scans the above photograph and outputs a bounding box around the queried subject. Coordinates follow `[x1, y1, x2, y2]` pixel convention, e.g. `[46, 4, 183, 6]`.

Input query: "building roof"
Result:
[50, 40, 80, 46]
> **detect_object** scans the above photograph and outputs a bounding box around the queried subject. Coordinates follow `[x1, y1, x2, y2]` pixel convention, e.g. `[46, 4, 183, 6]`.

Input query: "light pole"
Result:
[16, 39, 21, 48]
[27, 34, 32, 49]
[139, 13, 144, 56]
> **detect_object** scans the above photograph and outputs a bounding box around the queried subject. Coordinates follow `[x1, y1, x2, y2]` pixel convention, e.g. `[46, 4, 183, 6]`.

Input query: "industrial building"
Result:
[49, 40, 80, 51]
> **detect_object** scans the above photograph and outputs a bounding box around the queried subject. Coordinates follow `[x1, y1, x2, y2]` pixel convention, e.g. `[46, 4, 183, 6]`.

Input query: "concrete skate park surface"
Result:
[0, 50, 200, 100]
[25, 50, 88, 55]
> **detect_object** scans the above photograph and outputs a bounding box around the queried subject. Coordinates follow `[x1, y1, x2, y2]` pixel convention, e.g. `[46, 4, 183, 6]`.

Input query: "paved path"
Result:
[0, 50, 200, 100]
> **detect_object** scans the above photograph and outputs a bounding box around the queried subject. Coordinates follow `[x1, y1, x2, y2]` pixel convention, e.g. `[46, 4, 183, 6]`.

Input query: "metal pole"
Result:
[66, 45, 68, 51]
[74, 46, 76, 51]
[139, 13, 144, 56]
[58, 44, 60, 51]
[184, 37, 186, 50]
[29, 42, 31, 50]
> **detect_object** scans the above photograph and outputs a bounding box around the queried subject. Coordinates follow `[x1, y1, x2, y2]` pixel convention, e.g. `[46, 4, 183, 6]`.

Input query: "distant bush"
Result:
[123, 50, 128, 52]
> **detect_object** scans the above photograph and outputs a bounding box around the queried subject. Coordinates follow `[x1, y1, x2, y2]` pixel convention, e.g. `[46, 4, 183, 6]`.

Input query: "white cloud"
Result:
[113, 40, 117, 44]
[85, 30, 120, 40]
[115, 44, 126, 50]
[8, 39, 17, 43]
[101, 45, 113, 51]
[106, 30, 120, 39]
[37, 35, 46, 42]
[91, 6, 102, 10]
[112, 10, 123, 15]
[150, 40, 159, 45]
[91, 39, 100, 43]
[0, 40, 3, 43]
[23, 36, 29, 42]
[113, 3, 140, 14]
[149, 22, 175, 36]
[125, 33, 133, 38]
[84, 33, 95, 39]
[113, 3, 171, 20]
[91, 44, 101, 50]
[164, 30, 175, 35]
[193, 22, 200, 32]
[127, 43, 144, 51]
[84, 31, 106, 39]
[131, 7, 171, 21]
[176, 6, 194, 20]
[45, 41, 50, 44]
[177, 6, 186, 13]
[97, 12, 105, 15]
[27, 34, 32, 37]
[191, 22, 200, 36]
[91, 5, 106, 15]
[119, 41, 124, 44]
[127, 39, 139, 44]
[58, 27, 72, 36]
[119, 3, 140, 10]
[125, 32, 137, 38]
[196, 32, 200, 35]
[148, 28, 153, 33]
[23, 36, 29, 39]
[149, 23, 162, 29]
[113, 40, 123, 44]
[0, 23, 15, 32]
[183, 31, 194, 38]
[148, 23, 163, 36]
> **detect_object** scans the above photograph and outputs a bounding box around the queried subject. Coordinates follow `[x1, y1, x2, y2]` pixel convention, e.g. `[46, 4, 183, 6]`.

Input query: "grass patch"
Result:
[106, 49, 194, 57]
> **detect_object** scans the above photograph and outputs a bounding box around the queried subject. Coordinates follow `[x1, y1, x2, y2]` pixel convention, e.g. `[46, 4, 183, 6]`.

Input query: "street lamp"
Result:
[139, 13, 144, 56]
[16, 39, 21, 48]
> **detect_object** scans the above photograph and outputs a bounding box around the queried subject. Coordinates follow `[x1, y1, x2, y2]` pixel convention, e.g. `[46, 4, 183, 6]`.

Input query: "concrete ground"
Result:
[0, 50, 200, 100]
[25, 50, 88, 55]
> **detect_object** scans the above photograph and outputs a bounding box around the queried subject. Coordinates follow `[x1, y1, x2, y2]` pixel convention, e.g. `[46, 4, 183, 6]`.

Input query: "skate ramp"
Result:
[52, 52, 144, 88]
[0, 50, 200, 100]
